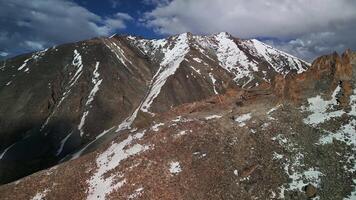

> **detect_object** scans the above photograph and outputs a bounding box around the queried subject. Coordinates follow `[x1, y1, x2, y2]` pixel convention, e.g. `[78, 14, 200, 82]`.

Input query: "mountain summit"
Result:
[0, 33, 354, 200]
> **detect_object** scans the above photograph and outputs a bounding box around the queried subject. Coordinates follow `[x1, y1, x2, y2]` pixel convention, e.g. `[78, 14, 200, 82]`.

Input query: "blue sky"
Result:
[74, 0, 158, 38]
[1, 0, 356, 61]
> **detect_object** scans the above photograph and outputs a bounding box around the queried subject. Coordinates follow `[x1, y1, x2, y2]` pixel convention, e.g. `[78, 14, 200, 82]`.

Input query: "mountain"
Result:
[0, 32, 309, 185]
[0, 32, 354, 200]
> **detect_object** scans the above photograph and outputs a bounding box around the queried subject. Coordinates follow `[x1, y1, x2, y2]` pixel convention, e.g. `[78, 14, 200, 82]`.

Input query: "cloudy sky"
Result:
[1, 0, 355, 61]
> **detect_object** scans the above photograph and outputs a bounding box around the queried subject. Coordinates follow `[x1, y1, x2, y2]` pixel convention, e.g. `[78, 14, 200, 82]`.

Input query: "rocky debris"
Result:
[240, 164, 259, 177]
[303, 184, 317, 198]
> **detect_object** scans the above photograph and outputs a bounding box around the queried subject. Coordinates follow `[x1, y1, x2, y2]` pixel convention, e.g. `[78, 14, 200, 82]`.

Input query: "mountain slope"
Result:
[0, 32, 309, 185]
[0, 49, 355, 199]
[0, 33, 355, 200]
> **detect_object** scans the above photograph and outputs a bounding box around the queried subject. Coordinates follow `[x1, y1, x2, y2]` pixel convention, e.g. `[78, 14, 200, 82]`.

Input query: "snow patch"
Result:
[71, 128, 115, 160]
[349, 88, 356, 116]
[31, 189, 49, 200]
[267, 105, 282, 120]
[172, 116, 182, 122]
[56, 131, 73, 156]
[345, 189, 356, 200]
[42, 49, 85, 130]
[0, 143, 16, 160]
[214, 32, 257, 83]
[234, 113, 252, 127]
[78, 62, 103, 137]
[115, 105, 141, 132]
[318, 120, 356, 146]
[151, 122, 164, 132]
[275, 135, 323, 198]
[272, 152, 284, 160]
[205, 115, 222, 120]
[177, 130, 188, 136]
[280, 164, 323, 198]
[86, 62, 103, 106]
[169, 161, 182, 174]
[114, 34, 189, 132]
[303, 86, 344, 126]
[18, 58, 31, 71]
[103, 38, 133, 73]
[128, 187, 144, 199]
[249, 39, 309, 74]
[140, 33, 190, 113]
[87, 130, 149, 200]
[193, 151, 207, 158]
[69, 49, 84, 87]
[209, 72, 218, 94]
[193, 57, 203, 63]
[189, 66, 201, 75]
[17, 48, 48, 72]
[78, 111, 89, 137]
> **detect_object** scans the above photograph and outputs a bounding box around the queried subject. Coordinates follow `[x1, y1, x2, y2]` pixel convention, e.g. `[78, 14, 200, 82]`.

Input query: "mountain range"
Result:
[0, 32, 354, 200]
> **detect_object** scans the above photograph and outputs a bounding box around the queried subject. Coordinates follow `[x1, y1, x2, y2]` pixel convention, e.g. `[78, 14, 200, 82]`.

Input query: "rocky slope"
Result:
[0, 32, 309, 185]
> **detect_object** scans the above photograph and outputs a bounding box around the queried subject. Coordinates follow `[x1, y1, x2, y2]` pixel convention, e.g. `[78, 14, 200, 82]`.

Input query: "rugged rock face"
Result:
[0, 33, 354, 200]
[273, 49, 355, 107]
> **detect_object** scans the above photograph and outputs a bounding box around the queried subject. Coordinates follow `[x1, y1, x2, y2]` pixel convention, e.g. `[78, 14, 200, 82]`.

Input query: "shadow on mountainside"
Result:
[0, 119, 82, 185]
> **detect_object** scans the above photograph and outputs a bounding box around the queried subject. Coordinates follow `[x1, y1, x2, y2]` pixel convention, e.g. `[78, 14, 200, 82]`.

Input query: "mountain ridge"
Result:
[0, 32, 354, 200]
[0, 32, 308, 184]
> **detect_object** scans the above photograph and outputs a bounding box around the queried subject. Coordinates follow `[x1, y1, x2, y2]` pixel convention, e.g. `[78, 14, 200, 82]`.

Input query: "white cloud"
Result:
[0, 52, 9, 57]
[0, 0, 132, 56]
[24, 41, 45, 51]
[266, 25, 356, 61]
[143, 0, 356, 60]
[104, 12, 133, 30]
[114, 13, 133, 21]
[99, 12, 133, 35]
[143, 0, 356, 38]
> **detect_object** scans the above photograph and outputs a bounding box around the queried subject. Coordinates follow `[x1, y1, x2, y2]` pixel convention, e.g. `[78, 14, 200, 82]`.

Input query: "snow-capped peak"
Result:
[214, 32, 232, 38]
[123, 32, 309, 88]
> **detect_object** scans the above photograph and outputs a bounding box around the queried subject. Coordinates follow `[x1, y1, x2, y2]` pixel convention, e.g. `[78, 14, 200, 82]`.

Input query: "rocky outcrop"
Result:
[273, 50, 354, 106]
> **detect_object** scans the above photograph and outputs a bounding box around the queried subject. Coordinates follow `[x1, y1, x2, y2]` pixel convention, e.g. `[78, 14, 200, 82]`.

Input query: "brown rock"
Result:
[272, 74, 286, 99]
[304, 184, 317, 198]
[336, 49, 353, 81]
[339, 81, 353, 107]
[240, 164, 259, 177]
[272, 49, 354, 106]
